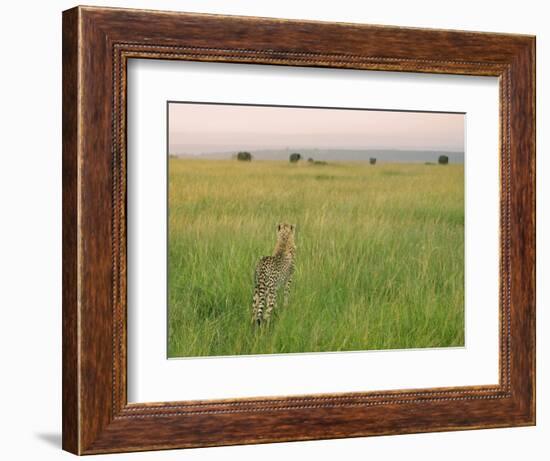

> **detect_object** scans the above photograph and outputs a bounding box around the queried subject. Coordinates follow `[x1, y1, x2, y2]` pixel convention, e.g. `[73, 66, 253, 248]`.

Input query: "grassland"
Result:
[168, 158, 464, 358]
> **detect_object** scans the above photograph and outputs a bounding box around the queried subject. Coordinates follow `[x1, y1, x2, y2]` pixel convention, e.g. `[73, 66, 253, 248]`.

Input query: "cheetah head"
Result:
[277, 223, 296, 247]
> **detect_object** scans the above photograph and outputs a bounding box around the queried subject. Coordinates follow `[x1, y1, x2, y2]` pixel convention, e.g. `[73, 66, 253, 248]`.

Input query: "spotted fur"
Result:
[252, 223, 296, 326]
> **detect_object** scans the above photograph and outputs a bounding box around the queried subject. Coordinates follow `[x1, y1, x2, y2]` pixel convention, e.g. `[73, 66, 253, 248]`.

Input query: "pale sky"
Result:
[169, 102, 464, 155]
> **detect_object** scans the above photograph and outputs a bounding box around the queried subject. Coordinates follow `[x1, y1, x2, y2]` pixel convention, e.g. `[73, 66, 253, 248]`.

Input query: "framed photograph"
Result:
[62, 5, 535, 455]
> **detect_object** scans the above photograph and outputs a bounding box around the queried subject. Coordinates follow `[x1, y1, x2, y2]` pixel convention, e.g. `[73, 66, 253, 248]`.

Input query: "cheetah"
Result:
[252, 223, 296, 326]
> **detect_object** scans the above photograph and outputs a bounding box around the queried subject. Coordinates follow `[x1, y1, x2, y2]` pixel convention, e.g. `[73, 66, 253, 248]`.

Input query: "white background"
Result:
[128, 61, 499, 402]
[0, 1, 546, 460]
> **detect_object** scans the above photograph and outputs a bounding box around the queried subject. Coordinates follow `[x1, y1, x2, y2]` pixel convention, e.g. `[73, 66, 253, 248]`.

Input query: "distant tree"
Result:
[438, 155, 449, 165]
[289, 153, 302, 163]
[236, 151, 252, 161]
[307, 157, 314, 163]
[369, 157, 377, 165]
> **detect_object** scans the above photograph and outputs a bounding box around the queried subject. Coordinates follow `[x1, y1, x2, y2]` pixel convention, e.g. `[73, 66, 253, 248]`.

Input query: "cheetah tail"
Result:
[251, 289, 264, 326]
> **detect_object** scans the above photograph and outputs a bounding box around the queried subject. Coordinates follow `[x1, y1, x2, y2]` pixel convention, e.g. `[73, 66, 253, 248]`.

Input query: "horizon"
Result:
[170, 147, 465, 156]
[169, 146, 465, 164]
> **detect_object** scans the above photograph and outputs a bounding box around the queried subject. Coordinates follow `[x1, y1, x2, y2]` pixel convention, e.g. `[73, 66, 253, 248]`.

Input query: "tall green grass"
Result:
[168, 159, 464, 357]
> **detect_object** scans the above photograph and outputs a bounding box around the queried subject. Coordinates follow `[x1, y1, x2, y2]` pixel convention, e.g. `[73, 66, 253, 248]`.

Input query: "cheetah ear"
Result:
[277, 223, 282, 232]
[291, 224, 296, 231]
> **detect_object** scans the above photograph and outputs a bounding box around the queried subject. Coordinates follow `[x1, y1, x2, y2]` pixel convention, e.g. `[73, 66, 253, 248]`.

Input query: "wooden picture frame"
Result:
[62, 5, 535, 455]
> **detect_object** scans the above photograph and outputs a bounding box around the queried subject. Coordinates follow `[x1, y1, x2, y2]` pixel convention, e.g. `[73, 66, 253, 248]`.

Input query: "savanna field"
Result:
[168, 158, 465, 357]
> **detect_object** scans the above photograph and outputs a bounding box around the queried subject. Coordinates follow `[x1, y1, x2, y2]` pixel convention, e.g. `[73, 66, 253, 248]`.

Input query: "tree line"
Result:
[235, 151, 451, 165]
